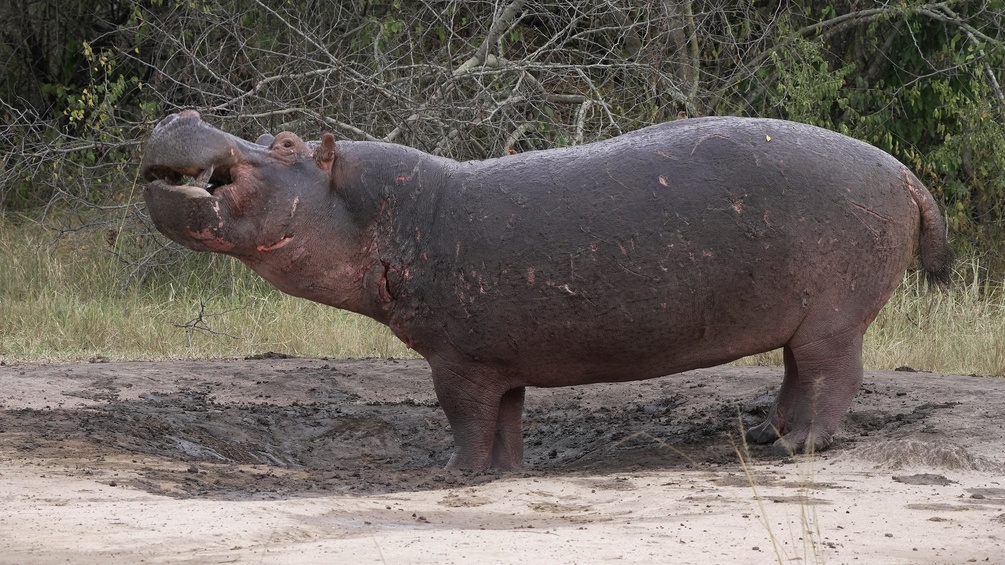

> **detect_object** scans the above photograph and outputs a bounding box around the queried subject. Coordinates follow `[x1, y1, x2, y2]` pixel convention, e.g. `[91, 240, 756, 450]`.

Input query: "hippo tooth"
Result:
[194, 165, 214, 189]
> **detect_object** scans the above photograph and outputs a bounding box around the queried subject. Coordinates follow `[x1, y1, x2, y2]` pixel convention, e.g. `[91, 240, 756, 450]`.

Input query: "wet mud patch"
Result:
[1, 359, 1003, 500]
[0, 383, 765, 498]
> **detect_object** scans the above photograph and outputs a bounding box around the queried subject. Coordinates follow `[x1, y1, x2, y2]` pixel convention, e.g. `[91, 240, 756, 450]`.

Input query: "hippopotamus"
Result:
[140, 110, 952, 470]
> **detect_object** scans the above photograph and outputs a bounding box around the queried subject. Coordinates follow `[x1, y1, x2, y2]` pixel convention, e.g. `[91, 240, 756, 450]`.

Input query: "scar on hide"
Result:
[846, 198, 895, 222]
[689, 133, 732, 156]
[211, 200, 224, 228]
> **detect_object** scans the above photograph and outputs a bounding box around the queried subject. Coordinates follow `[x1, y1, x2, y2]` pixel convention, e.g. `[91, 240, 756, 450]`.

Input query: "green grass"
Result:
[2, 214, 1004, 375]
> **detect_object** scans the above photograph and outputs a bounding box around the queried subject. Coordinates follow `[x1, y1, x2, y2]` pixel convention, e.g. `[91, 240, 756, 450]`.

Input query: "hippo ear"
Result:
[255, 133, 275, 146]
[315, 133, 337, 176]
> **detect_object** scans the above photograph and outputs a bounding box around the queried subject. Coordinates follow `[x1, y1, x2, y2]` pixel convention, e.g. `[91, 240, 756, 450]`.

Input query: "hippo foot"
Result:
[745, 420, 781, 445]
[770, 429, 833, 456]
[445, 450, 523, 471]
[746, 420, 834, 456]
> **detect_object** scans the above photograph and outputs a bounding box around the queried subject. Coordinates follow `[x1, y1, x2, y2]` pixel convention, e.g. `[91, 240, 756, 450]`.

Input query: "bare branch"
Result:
[504, 123, 534, 154]
[921, 4, 1005, 112]
[234, 108, 382, 141]
[718, 2, 950, 100]
[454, 0, 527, 76]
[174, 300, 243, 348]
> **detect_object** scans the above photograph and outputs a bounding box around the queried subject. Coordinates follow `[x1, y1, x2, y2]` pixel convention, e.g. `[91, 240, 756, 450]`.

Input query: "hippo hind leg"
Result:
[746, 327, 864, 455]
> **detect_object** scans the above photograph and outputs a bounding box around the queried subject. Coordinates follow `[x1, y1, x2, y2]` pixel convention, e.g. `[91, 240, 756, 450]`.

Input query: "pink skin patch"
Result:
[659, 175, 669, 187]
[185, 227, 235, 252]
[257, 235, 293, 252]
[526, 267, 536, 285]
[397, 174, 409, 182]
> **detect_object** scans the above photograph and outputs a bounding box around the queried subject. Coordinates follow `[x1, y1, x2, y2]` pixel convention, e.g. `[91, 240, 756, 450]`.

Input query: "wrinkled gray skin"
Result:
[141, 111, 952, 470]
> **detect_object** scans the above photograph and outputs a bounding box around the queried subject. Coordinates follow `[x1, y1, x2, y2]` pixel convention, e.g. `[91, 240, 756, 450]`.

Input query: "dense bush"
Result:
[1, 1, 1003, 273]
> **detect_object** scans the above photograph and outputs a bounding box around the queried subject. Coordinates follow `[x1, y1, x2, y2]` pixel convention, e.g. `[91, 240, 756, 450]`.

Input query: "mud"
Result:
[1, 358, 1003, 563]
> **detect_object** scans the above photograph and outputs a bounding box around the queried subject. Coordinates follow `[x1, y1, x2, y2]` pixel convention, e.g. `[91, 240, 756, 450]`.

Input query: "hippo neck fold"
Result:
[329, 141, 456, 332]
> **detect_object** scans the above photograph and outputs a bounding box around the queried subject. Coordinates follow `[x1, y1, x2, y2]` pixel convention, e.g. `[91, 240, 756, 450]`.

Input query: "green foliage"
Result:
[0, 0, 154, 209]
[737, 1, 1005, 276]
[767, 37, 855, 129]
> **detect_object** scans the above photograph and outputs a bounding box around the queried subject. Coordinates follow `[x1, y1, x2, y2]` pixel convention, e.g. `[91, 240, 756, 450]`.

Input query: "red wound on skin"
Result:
[257, 235, 292, 252]
[397, 175, 409, 181]
[378, 268, 389, 301]
[659, 175, 669, 187]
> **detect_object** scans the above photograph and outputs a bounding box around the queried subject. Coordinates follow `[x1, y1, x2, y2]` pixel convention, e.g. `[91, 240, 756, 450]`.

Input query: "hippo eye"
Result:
[271, 133, 303, 153]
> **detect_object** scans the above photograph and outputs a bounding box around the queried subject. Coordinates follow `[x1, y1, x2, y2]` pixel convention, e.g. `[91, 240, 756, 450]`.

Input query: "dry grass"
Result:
[864, 263, 1005, 375]
[736, 264, 1005, 377]
[0, 216, 413, 362]
[2, 215, 1003, 375]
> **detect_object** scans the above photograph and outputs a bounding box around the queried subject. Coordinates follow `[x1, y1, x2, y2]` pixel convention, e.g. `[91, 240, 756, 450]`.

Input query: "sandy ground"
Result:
[0, 357, 1003, 564]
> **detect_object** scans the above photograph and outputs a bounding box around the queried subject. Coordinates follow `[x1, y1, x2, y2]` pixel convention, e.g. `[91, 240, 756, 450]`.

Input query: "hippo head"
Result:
[140, 111, 378, 314]
[141, 110, 339, 255]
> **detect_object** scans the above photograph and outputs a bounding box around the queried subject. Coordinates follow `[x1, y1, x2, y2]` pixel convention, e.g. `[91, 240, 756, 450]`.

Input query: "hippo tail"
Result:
[905, 168, 954, 285]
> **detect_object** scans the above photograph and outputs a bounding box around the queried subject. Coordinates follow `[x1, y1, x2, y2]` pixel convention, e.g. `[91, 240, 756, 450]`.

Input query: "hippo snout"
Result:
[141, 111, 253, 187]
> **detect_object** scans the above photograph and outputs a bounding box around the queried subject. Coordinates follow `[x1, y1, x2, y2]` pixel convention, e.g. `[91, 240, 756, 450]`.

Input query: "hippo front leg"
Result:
[430, 362, 526, 470]
[488, 387, 526, 468]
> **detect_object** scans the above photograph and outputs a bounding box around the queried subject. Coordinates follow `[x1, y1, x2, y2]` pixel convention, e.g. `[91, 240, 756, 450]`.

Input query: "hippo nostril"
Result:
[152, 118, 173, 134]
[153, 110, 202, 133]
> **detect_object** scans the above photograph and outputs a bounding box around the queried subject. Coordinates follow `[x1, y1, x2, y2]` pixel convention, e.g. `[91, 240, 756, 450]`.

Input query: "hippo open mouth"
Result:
[146, 163, 236, 198]
[139, 111, 955, 470]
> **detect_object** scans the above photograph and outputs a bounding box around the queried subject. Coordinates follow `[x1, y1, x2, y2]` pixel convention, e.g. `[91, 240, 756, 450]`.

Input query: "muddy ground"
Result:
[1, 357, 1003, 563]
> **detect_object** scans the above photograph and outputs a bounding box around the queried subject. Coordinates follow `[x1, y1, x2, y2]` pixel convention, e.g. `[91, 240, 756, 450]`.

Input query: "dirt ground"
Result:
[0, 357, 1003, 564]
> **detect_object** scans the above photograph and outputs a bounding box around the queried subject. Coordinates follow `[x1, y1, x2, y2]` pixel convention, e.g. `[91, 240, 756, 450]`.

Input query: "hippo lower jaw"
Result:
[143, 178, 241, 253]
[145, 176, 298, 257]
